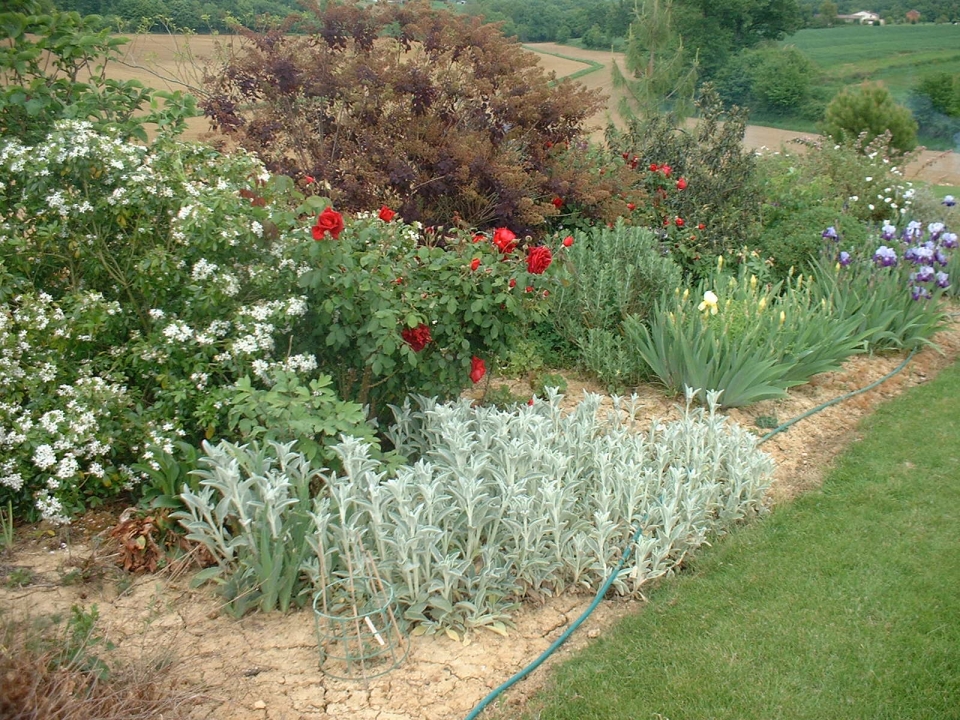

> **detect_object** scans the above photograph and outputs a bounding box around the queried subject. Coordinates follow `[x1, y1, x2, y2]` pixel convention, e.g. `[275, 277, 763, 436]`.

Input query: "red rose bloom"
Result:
[661, 164, 672, 177]
[379, 205, 396, 222]
[552, 197, 563, 209]
[401, 323, 432, 353]
[312, 207, 344, 240]
[509, 278, 517, 288]
[649, 163, 658, 172]
[562, 235, 574, 248]
[470, 356, 486, 384]
[675, 217, 685, 227]
[470, 257, 481, 271]
[627, 203, 636, 211]
[304, 175, 315, 184]
[676, 177, 687, 190]
[492, 227, 517, 253]
[698, 223, 706, 230]
[472, 233, 486, 243]
[527, 246, 553, 275]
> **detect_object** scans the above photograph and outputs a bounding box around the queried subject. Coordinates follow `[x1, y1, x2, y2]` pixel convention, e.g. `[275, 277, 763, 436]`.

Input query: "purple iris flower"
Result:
[942, 232, 958, 249]
[936, 272, 950, 289]
[915, 245, 935, 265]
[935, 249, 948, 266]
[904, 246, 918, 263]
[912, 285, 932, 301]
[944, 195, 956, 207]
[822, 226, 839, 241]
[881, 222, 897, 240]
[874, 245, 898, 267]
[928, 222, 945, 241]
[915, 266, 935, 283]
[906, 221, 923, 240]
[838, 251, 852, 266]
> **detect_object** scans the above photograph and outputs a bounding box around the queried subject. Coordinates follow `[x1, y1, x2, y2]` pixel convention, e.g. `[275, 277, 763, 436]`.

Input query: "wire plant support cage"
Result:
[312, 565, 409, 681]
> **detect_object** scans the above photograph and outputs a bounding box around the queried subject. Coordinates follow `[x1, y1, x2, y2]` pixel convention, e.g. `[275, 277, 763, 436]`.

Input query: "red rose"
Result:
[661, 164, 672, 177]
[509, 278, 517, 288]
[472, 233, 485, 243]
[312, 207, 344, 240]
[676, 177, 687, 190]
[492, 227, 517, 253]
[525, 285, 534, 293]
[304, 175, 315, 184]
[527, 246, 553, 275]
[698, 223, 706, 230]
[401, 323, 432, 352]
[627, 203, 636, 211]
[675, 217, 685, 227]
[649, 163, 658, 172]
[562, 235, 574, 248]
[470, 356, 486, 384]
[470, 257, 481, 271]
[622, 152, 630, 160]
[379, 205, 396, 222]
[552, 196, 563, 209]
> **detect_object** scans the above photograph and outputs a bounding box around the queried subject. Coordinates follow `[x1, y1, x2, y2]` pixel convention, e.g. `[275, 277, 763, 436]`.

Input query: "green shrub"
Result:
[821, 82, 918, 153]
[0, 8, 196, 144]
[293, 208, 567, 420]
[0, 122, 373, 521]
[606, 86, 763, 278]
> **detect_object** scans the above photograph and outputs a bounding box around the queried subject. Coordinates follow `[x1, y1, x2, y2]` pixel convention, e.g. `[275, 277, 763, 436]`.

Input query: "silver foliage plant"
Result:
[178, 389, 773, 633]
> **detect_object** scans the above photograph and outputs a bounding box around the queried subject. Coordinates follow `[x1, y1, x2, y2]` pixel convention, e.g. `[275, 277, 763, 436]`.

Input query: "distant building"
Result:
[837, 10, 884, 25]
[905, 9, 921, 23]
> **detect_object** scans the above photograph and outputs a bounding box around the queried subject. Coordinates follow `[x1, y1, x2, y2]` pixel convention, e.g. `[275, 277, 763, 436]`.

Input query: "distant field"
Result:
[782, 24, 960, 101]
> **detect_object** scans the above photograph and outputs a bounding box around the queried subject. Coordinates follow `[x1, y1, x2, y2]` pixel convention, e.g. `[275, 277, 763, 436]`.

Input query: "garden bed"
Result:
[2, 316, 959, 720]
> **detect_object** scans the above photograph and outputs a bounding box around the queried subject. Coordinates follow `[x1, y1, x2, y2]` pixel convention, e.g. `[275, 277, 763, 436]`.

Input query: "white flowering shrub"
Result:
[177, 390, 774, 629]
[0, 122, 369, 521]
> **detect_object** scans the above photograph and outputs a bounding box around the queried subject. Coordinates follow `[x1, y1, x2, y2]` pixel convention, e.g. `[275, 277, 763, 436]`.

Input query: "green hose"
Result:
[757, 347, 918, 446]
[464, 521, 646, 720]
[464, 346, 920, 719]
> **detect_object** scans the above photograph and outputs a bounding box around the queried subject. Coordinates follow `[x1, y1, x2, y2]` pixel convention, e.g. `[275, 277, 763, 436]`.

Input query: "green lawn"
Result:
[510, 359, 960, 720]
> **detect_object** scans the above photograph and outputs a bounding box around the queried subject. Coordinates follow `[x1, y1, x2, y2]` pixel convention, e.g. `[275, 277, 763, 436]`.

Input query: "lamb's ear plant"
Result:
[173, 439, 322, 616]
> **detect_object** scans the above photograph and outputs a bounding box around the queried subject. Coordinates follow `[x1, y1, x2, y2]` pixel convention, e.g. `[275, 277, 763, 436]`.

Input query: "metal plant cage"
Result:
[313, 575, 408, 680]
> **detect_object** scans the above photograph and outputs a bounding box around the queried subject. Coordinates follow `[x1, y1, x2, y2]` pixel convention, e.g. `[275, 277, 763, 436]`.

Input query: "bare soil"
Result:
[3, 318, 960, 720]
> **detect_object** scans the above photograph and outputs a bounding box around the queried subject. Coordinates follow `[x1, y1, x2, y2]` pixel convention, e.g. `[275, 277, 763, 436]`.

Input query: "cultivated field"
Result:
[783, 24, 960, 100]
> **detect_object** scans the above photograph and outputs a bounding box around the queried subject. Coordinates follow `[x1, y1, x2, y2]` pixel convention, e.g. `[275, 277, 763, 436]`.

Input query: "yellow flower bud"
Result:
[779, 310, 786, 325]
[682, 288, 689, 302]
[796, 274, 803, 290]
[758, 297, 767, 311]
[750, 275, 757, 290]
[717, 255, 724, 270]
[835, 262, 841, 272]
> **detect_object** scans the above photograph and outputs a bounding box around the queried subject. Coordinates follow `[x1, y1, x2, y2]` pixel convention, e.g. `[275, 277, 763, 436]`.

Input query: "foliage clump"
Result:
[821, 82, 918, 153]
[177, 391, 774, 630]
[203, 1, 621, 232]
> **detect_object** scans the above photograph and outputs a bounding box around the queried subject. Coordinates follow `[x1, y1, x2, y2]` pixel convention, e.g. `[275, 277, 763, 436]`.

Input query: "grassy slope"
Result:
[514, 360, 960, 720]
[783, 24, 960, 101]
